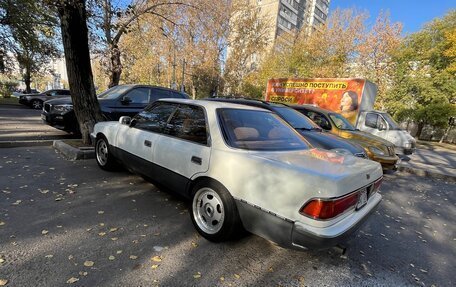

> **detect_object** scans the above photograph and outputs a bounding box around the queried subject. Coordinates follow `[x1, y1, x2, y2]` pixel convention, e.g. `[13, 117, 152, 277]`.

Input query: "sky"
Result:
[330, 0, 455, 34]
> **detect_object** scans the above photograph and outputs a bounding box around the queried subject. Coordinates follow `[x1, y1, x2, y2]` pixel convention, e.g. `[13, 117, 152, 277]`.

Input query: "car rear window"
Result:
[218, 108, 309, 151]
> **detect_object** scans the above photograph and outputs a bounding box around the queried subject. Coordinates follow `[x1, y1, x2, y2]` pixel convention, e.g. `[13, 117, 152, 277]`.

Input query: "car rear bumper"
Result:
[291, 193, 381, 250]
[235, 193, 381, 250]
[371, 154, 400, 170]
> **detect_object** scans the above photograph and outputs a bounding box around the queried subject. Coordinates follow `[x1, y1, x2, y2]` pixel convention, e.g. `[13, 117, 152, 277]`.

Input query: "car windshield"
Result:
[381, 113, 402, 130]
[273, 106, 321, 130]
[97, 85, 131, 99]
[329, 113, 356, 131]
[218, 108, 310, 151]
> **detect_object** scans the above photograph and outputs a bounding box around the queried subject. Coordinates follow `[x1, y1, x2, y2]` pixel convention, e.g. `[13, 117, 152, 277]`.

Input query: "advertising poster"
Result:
[266, 78, 367, 124]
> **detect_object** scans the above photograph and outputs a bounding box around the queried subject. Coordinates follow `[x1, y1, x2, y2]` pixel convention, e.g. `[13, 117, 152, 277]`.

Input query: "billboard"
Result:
[266, 78, 371, 124]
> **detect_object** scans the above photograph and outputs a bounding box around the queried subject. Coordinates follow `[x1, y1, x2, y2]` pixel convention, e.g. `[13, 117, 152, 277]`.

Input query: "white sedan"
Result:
[91, 99, 383, 250]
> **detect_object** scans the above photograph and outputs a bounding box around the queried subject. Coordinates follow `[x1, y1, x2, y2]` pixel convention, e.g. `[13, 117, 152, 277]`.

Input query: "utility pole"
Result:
[171, 44, 177, 89]
[181, 59, 185, 93]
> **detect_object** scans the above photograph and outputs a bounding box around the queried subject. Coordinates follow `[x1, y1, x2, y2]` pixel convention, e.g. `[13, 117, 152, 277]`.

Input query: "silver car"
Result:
[19, 89, 71, 109]
[92, 99, 383, 250]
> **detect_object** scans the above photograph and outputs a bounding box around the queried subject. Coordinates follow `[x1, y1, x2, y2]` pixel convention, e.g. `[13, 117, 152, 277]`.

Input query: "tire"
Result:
[95, 136, 120, 171]
[31, 99, 43, 110]
[190, 180, 243, 242]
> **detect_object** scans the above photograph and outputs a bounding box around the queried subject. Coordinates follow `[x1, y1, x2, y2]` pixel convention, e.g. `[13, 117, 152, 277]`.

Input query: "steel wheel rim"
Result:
[32, 101, 42, 109]
[192, 187, 225, 234]
[96, 140, 108, 166]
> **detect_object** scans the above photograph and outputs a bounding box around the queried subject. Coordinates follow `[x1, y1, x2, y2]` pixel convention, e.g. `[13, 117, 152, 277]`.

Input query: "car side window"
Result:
[365, 113, 378, 128]
[150, 88, 171, 102]
[59, 90, 71, 96]
[132, 102, 176, 133]
[171, 91, 186, 99]
[305, 111, 331, 130]
[124, 88, 151, 104]
[165, 105, 208, 145]
[47, 91, 58, 96]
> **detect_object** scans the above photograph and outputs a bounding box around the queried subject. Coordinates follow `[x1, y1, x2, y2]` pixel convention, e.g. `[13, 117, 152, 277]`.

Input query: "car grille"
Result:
[44, 103, 52, 112]
[354, 152, 367, 158]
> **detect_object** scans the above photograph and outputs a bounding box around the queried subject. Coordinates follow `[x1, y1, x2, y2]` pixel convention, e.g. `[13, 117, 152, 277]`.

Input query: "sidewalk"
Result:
[397, 142, 456, 182]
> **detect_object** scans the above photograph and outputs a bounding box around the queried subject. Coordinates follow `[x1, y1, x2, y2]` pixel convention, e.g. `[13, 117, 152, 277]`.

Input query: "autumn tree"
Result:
[223, 0, 272, 95]
[0, 0, 58, 92]
[387, 10, 456, 139]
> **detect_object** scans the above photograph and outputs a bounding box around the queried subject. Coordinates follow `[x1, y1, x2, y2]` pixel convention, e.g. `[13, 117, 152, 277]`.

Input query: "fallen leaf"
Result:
[98, 232, 106, 236]
[220, 277, 225, 281]
[0, 221, 5, 226]
[109, 227, 118, 232]
[234, 274, 241, 279]
[39, 189, 49, 194]
[66, 277, 79, 284]
[55, 197, 63, 201]
[0, 259, 4, 264]
[45, 254, 53, 258]
[116, 250, 122, 254]
[68, 255, 74, 260]
[151, 256, 162, 262]
[193, 272, 201, 279]
[41, 230, 49, 235]
[97, 211, 104, 214]
[111, 237, 118, 241]
[78, 271, 88, 276]
[83, 260, 94, 267]
[108, 256, 115, 261]
[191, 242, 198, 248]
[0, 280, 6, 286]
[12, 200, 22, 205]
[99, 223, 105, 227]
[151, 264, 159, 269]
[130, 255, 138, 260]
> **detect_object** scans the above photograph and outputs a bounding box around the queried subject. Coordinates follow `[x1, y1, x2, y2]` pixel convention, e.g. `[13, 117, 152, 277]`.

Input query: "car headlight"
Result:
[405, 142, 411, 149]
[53, 104, 73, 114]
[369, 146, 385, 156]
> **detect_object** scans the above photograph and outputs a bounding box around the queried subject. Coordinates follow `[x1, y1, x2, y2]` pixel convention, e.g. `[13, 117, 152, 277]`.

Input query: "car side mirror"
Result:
[121, 96, 132, 105]
[119, 116, 131, 125]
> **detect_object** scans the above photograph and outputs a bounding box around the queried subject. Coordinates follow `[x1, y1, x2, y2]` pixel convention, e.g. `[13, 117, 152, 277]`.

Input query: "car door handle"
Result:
[144, 140, 152, 147]
[191, 156, 202, 165]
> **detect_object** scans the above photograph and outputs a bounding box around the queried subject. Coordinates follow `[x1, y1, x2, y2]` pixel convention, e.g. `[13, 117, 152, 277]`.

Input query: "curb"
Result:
[0, 140, 55, 148]
[53, 140, 95, 160]
[397, 165, 456, 183]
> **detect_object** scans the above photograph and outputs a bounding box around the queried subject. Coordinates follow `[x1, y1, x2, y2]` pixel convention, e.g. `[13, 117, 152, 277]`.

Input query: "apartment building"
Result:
[257, 0, 330, 43]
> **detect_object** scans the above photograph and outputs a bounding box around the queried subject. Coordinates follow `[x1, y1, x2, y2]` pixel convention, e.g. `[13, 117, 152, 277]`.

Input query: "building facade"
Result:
[257, 0, 330, 45]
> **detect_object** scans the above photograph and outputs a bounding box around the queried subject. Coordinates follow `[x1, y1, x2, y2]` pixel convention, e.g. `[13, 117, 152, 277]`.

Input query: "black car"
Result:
[206, 98, 367, 157]
[42, 84, 189, 133]
[19, 89, 71, 109]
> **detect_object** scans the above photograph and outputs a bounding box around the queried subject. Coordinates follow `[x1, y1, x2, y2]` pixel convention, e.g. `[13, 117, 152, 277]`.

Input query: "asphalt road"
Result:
[0, 105, 77, 142]
[0, 146, 454, 286]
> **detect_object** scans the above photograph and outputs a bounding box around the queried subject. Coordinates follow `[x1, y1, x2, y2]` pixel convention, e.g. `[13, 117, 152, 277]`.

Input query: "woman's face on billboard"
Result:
[340, 92, 353, 111]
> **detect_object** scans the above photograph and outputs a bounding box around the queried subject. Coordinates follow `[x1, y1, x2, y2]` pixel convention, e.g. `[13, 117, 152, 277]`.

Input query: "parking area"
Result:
[0, 146, 454, 286]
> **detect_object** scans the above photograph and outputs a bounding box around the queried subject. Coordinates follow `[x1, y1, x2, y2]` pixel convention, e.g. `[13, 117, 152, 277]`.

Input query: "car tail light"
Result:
[373, 177, 383, 192]
[300, 192, 359, 220]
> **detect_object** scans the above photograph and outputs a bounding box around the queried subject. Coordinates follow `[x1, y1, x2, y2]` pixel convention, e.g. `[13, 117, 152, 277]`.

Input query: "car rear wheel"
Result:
[31, 99, 43, 109]
[95, 136, 120, 171]
[190, 180, 243, 242]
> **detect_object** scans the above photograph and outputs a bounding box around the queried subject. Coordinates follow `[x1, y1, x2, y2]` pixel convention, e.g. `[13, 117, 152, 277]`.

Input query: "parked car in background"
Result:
[19, 89, 70, 109]
[41, 84, 189, 134]
[92, 99, 383, 250]
[12, 89, 40, 98]
[292, 104, 400, 170]
[206, 98, 367, 158]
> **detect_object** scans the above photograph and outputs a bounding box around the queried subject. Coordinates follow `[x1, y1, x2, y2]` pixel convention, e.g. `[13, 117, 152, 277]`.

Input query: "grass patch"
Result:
[0, 96, 19, 105]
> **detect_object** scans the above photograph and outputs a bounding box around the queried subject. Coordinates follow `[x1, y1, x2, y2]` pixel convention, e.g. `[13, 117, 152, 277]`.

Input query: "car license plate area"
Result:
[356, 189, 368, 210]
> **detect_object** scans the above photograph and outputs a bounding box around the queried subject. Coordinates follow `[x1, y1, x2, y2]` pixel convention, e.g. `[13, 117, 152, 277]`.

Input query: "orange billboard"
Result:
[266, 78, 369, 124]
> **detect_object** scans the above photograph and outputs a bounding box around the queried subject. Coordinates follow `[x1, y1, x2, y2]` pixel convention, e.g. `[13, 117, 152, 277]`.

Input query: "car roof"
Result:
[158, 98, 270, 112]
[205, 98, 289, 111]
[118, 84, 186, 93]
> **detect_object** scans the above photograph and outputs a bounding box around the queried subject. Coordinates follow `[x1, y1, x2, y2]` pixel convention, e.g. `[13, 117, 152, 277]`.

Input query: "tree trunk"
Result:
[57, 0, 103, 145]
[23, 67, 31, 93]
[108, 43, 122, 88]
[439, 126, 451, 143]
[415, 122, 425, 140]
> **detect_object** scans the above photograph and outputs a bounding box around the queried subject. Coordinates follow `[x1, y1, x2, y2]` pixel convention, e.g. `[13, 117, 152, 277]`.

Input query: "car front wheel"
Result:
[31, 99, 43, 109]
[95, 136, 120, 171]
[190, 180, 243, 242]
